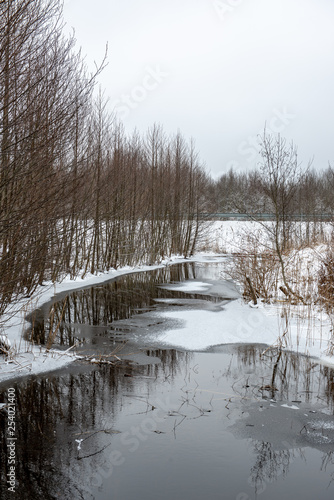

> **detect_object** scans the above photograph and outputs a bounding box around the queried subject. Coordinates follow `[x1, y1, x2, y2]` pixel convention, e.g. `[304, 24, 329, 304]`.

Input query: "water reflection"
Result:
[233, 344, 334, 408]
[25, 263, 231, 352]
[229, 346, 334, 497]
[0, 349, 187, 500]
[0, 345, 333, 499]
[249, 442, 293, 496]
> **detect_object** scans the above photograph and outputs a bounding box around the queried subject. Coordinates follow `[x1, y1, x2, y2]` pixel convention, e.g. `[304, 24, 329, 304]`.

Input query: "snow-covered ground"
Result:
[201, 220, 333, 254]
[1, 221, 334, 384]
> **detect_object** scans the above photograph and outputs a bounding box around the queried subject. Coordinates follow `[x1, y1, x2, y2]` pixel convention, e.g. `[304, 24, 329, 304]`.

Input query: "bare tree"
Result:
[257, 131, 306, 301]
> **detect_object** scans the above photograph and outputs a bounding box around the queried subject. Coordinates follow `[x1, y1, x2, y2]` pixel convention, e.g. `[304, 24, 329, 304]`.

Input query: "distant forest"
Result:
[210, 166, 334, 216]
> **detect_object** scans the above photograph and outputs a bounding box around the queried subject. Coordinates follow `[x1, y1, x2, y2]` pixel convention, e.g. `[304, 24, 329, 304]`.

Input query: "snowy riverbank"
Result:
[1, 220, 334, 384]
[0, 254, 226, 383]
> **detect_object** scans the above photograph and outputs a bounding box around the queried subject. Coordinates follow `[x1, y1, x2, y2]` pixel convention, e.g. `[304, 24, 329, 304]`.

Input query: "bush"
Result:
[318, 250, 334, 311]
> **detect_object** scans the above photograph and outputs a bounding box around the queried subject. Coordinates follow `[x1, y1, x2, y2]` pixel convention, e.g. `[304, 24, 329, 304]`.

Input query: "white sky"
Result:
[63, 0, 334, 178]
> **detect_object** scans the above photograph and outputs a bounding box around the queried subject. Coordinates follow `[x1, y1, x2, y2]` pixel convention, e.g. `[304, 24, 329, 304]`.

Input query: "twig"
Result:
[77, 443, 112, 460]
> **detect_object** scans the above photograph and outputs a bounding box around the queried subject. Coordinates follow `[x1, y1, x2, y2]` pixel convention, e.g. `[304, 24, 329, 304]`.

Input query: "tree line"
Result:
[211, 156, 334, 217]
[0, 0, 210, 316]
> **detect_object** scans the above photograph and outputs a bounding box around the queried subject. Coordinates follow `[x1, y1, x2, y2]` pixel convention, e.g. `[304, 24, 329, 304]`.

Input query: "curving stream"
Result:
[1, 258, 334, 499]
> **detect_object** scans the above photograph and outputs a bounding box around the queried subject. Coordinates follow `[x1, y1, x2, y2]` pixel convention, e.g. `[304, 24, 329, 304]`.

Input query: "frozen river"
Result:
[1, 259, 334, 499]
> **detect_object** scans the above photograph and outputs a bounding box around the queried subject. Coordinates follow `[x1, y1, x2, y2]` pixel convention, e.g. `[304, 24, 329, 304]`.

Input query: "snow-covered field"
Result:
[201, 220, 333, 254]
[1, 221, 334, 384]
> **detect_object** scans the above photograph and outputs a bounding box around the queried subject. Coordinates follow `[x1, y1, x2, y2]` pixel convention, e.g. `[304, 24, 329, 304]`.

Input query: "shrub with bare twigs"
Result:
[318, 249, 334, 312]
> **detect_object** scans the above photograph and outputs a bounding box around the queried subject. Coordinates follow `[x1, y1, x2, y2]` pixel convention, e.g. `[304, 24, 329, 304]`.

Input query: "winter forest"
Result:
[1, 0, 334, 317]
[0, 0, 215, 317]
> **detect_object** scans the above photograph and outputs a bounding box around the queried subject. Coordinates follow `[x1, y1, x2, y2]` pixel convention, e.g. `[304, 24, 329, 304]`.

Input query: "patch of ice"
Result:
[159, 281, 212, 293]
[281, 404, 300, 410]
[150, 299, 279, 350]
[310, 420, 334, 430]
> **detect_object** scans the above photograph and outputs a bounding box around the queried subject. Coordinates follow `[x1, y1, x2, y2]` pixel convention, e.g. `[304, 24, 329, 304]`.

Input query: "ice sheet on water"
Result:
[158, 278, 240, 299]
[310, 420, 334, 430]
[158, 281, 211, 292]
[149, 299, 278, 351]
[281, 404, 300, 410]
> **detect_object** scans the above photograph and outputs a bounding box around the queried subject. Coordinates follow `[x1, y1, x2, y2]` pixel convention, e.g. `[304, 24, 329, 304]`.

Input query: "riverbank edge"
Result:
[1, 248, 334, 385]
[0, 253, 227, 384]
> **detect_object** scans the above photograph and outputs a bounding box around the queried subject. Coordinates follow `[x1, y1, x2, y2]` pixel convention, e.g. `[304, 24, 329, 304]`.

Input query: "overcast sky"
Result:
[63, 0, 334, 179]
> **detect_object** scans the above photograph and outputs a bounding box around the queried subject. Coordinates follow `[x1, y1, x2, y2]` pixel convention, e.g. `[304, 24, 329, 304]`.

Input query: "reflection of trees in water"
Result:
[0, 344, 333, 498]
[26, 263, 216, 347]
[0, 349, 189, 499]
[233, 345, 334, 496]
[234, 345, 334, 408]
[321, 452, 334, 489]
[249, 441, 297, 495]
[145, 349, 190, 380]
[249, 441, 334, 495]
